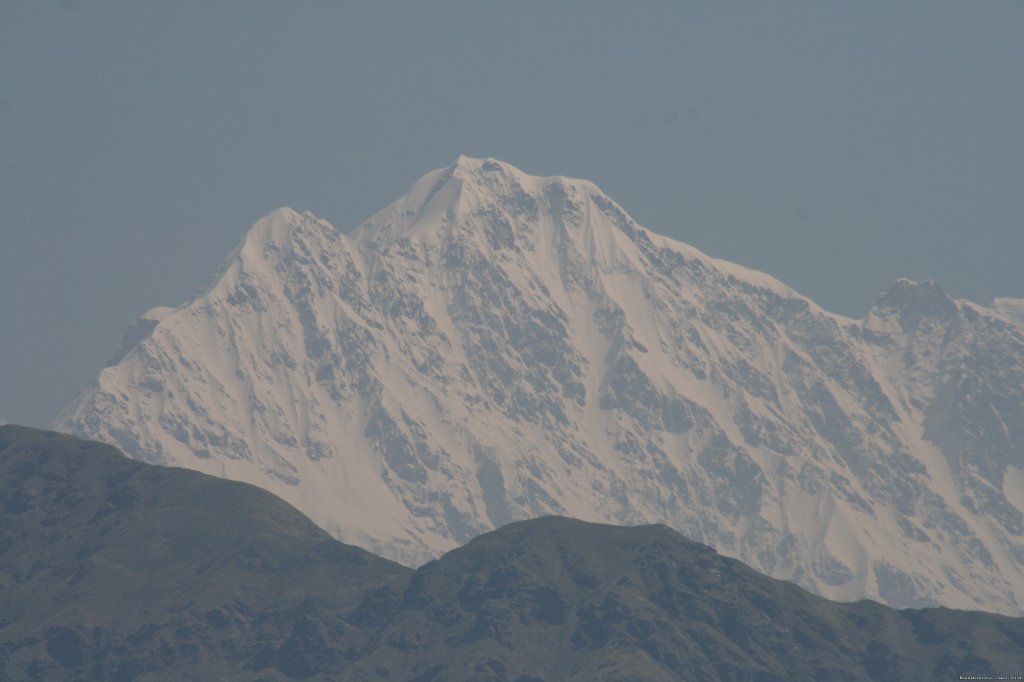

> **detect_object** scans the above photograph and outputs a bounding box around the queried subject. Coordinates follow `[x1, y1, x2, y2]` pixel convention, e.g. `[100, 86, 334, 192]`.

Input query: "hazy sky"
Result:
[2, 1, 1022, 427]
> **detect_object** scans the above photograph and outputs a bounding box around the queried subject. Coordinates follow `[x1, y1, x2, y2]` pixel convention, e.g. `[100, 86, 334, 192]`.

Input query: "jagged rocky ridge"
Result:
[55, 157, 1024, 614]
[3, 426, 1023, 681]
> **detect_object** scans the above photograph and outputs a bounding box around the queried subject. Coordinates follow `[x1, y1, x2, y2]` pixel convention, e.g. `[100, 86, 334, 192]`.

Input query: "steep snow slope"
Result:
[55, 157, 1024, 614]
[992, 298, 1024, 331]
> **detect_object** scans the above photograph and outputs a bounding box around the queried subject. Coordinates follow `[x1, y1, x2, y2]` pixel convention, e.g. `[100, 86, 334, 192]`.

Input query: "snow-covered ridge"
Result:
[55, 157, 1024, 615]
[992, 297, 1024, 331]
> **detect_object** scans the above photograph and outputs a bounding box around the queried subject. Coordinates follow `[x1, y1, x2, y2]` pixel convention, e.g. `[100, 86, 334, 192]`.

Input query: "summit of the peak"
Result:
[389, 157, 528, 219]
[394, 157, 605, 207]
[441, 156, 535, 189]
[451, 155, 507, 173]
[353, 156, 626, 254]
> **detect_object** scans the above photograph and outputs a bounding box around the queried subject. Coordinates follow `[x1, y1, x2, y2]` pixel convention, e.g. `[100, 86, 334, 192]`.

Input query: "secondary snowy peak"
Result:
[217, 206, 339, 275]
[55, 158, 1024, 616]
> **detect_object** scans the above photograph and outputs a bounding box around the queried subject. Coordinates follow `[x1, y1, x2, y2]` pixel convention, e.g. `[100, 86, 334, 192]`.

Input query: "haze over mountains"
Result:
[4, 426, 1022, 681]
[54, 157, 1024, 615]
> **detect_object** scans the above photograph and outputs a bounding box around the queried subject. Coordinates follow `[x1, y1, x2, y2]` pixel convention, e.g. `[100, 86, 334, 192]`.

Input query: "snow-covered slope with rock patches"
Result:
[54, 157, 1024, 614]
[992, 298, 1024, 331]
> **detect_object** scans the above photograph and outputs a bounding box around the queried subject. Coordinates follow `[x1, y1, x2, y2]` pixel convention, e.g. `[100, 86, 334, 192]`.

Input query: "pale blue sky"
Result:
[2, 1, 1022, 426]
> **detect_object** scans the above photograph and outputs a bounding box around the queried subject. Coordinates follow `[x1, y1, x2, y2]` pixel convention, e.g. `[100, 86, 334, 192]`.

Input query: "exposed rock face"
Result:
[54, 157, 1024, 614]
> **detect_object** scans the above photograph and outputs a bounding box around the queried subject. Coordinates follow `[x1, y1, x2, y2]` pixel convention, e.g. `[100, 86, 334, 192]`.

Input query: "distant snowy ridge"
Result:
[55, 157, 1024, 615]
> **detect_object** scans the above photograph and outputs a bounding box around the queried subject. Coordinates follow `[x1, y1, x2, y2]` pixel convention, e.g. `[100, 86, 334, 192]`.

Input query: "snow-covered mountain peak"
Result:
[205, 206, 344, 299]
[349, 158, 649, 284]
[450, 154, 518, 177]
[362, 157, 601, 222]
[445, 155, 593, 192]
[55, 160, 1024, 615]
[235, 206, 333, 252]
